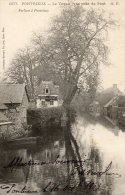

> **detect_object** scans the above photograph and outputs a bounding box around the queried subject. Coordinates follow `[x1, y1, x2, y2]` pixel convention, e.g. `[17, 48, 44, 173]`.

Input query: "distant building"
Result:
[89, 84, 123, 119]
[117, 96, 125, 126]
[90, 84, 125, 125]
[36, 81, 60, 108]
[0, 83, 29, 125]
[97, 84, 122, 116]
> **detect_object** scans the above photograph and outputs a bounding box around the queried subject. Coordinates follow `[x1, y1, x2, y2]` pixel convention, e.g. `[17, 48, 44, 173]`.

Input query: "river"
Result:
[0, 113, 125, 195]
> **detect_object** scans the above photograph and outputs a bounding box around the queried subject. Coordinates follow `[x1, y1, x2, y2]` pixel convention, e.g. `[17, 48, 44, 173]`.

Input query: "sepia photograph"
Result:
[0, 0, 125, 194]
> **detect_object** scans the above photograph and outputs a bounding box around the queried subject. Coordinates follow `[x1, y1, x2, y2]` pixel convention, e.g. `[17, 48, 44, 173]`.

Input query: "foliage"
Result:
[5, 6, 116, 104]
[4, 47, 37, 98]
[27, 106, 76, 128]
[33, 7, 115, 105]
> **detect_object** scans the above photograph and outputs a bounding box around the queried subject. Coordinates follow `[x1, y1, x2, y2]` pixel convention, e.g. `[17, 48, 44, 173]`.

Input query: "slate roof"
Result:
[0, 83, 29, 104]
[36, 81, 59, 96]
[96, 85, 122, 106]
[104, 96, 119, 107]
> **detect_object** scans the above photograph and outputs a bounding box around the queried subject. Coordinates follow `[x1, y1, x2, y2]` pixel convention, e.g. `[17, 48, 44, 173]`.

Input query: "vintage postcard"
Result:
[0, 0, 125, 194]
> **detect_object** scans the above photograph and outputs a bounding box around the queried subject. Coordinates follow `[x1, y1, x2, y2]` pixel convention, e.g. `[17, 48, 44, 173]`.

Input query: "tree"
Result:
[33, 6, 115, 106]
[5, 47, 37, 98]
[5, 6, 116, 105]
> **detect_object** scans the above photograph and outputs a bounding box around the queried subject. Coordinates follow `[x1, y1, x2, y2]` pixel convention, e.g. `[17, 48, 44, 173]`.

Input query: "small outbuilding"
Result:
[0, 83, 29, 125]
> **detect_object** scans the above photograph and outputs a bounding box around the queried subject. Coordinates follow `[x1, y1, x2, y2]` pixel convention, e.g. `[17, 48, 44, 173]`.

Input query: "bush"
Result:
[27, 106, 76, 128]
[28, 106, 63, 127]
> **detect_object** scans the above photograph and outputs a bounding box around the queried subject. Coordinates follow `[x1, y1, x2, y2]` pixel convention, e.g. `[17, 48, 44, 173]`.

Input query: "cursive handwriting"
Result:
[3, 155, 88, 172]
[3, 156, 121, 178]
[0, 184, 38, 193]
[2, 155, 121, 193]
[70, 161, 121, 177]
[42, 180, 102, 192]
[0, 181, 101, 193]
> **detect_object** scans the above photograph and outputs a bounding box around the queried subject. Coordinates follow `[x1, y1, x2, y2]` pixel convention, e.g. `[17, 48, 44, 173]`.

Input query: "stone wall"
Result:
[0, 104, 27, 140]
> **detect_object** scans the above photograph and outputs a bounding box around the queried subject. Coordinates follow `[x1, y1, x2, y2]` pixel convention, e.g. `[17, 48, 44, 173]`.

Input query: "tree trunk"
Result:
[63, 84, 78, 107]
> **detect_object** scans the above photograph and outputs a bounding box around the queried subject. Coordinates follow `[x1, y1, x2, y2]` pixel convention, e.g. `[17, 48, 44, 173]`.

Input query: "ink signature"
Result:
[1, 155, 121, 193]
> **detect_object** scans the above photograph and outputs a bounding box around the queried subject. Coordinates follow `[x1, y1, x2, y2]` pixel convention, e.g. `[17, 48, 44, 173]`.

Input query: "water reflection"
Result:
[0, 114, 125, 195]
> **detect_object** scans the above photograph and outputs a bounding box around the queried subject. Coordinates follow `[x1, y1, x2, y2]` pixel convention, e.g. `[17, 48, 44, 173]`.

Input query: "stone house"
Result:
[97, 84, 122, 114]
[0, 83, 29, 127]
[0, 112, 13, 138]
[36, 81, 61, 108]
[0, 112, 12, 125]
[95, 84, 123, 122]
[89, 84, 123, 119]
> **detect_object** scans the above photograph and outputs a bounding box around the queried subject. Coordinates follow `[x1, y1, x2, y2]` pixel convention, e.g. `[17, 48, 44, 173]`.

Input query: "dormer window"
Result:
[45, 88, 49, 94]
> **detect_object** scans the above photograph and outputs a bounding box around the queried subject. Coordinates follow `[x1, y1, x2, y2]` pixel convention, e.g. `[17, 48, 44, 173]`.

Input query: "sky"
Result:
[0, 0, 125, 92]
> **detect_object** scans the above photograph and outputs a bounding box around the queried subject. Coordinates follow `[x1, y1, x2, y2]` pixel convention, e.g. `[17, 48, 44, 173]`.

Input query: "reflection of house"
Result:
[36, 81, 60, 108]
[0, 83, 29, 125]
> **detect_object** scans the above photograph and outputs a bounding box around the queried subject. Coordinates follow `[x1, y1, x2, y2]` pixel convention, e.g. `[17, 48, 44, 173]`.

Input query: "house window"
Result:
[45, 88, 49, 94]
[50, 100, 54, 105]
[41, 101, 45, 106]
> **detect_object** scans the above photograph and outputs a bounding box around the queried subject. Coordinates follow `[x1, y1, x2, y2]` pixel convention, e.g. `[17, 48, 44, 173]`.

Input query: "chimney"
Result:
[113, 84, 117, 89]
[113, 84, 118, 95]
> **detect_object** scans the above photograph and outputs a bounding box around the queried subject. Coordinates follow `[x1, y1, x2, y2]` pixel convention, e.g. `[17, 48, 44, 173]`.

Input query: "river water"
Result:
[0, 113, 125, 195]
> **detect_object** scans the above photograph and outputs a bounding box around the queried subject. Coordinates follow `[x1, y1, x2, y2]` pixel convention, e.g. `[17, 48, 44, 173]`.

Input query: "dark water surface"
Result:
[0, 114, 125, 195]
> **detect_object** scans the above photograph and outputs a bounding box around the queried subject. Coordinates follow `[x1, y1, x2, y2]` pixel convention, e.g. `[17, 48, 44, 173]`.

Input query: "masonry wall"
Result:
[21, 90, 29, 123]
[36, 98, 58, 108]
[1, 90, 29, 131]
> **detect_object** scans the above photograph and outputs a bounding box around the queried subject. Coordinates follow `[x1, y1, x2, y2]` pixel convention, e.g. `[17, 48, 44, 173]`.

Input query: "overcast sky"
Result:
[0, 0, 125, 91]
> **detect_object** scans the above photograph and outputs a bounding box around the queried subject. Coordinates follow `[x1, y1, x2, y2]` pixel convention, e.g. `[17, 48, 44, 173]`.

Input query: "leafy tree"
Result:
[5, 47, 37, 98]
[33, 7, 115, 106]
[5, 6, 116, 105]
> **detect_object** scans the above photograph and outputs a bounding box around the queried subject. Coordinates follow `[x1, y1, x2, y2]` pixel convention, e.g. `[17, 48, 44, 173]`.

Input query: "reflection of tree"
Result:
[64, 124, 95, 195]
[0, 145, 26, 183]
[0, 124, 113, 195]
[64, 123, 86, 185]
[22, 127, 66, 191]
[23, 123, 113, 195]
[88, 140, 112, 195]
[64, 124, 113, 195]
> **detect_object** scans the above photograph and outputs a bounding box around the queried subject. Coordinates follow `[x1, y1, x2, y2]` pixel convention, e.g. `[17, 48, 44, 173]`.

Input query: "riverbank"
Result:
[0, 123, 30, 143]
[0, 106, 76, 143]
[0, 112, 125, 195]
[27, 106, 76, 129]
